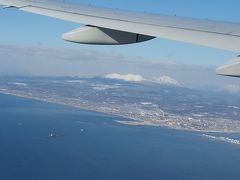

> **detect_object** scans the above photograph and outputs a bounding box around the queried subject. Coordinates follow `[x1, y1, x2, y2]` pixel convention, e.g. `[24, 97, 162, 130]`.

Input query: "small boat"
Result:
[49, 133, 57, 138]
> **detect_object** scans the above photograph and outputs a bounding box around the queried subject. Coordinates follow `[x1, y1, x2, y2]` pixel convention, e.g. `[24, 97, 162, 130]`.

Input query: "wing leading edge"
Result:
[0, 0, 240, 77]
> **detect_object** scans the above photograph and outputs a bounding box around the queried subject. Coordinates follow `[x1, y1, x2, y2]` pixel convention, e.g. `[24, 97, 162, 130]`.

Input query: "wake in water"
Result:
[202, 134, 240, 145]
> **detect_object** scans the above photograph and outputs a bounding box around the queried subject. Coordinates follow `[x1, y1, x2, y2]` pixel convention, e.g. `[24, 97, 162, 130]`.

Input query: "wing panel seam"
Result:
[21, 5, 240, 38]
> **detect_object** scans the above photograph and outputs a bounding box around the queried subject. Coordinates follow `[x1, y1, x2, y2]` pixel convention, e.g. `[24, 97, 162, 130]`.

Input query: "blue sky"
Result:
[0, 0, 240, 91]
[0, 0, 239, 66]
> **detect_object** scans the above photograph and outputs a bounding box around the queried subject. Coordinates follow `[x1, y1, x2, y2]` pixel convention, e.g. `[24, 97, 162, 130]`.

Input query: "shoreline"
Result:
[1, 91, 239, 134]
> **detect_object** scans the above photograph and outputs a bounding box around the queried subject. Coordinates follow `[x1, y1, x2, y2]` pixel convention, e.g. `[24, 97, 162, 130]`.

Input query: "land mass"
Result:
[0, 76, 239, 133]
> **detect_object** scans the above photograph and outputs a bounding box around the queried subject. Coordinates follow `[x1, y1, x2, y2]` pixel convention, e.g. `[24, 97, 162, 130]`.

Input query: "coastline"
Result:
[1, 91, 239, 134]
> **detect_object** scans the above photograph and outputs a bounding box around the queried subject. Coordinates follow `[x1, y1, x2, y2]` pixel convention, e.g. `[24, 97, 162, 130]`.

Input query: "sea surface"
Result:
[0, 93, 240, 180]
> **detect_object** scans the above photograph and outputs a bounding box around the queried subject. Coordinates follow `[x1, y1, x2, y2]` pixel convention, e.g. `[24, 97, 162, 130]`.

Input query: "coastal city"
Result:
[0, 76, 239, 133]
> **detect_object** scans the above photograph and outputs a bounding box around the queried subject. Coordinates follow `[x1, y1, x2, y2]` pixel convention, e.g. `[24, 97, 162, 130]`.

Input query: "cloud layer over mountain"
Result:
[104, 73, 182, 86]
[151, 76, 182, 86]
[105, 73, 145, 82]
[0, 44, 239, 93]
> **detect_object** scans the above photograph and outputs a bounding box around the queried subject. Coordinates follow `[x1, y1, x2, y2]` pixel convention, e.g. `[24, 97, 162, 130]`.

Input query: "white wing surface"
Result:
[0, 0, 240, 76]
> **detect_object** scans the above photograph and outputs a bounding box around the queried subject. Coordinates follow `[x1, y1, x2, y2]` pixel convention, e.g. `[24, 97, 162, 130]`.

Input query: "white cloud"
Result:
[0, 44, 239, 92]
[151, 76, 182, 87]
[66, 80, 85, 84]
[11, 82, 28, 87]
[224, 85, 240, 93]
[104, 74, 182, 86]
[92, 84, 120, 91]
[104, 73, 145, 82]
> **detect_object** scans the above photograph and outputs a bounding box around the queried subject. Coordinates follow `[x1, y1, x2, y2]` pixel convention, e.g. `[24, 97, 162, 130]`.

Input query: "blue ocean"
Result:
[0, 93, 240, 180]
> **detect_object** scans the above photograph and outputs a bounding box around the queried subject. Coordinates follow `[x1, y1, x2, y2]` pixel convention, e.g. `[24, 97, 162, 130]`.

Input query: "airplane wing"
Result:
[0, 0, 240, 77]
